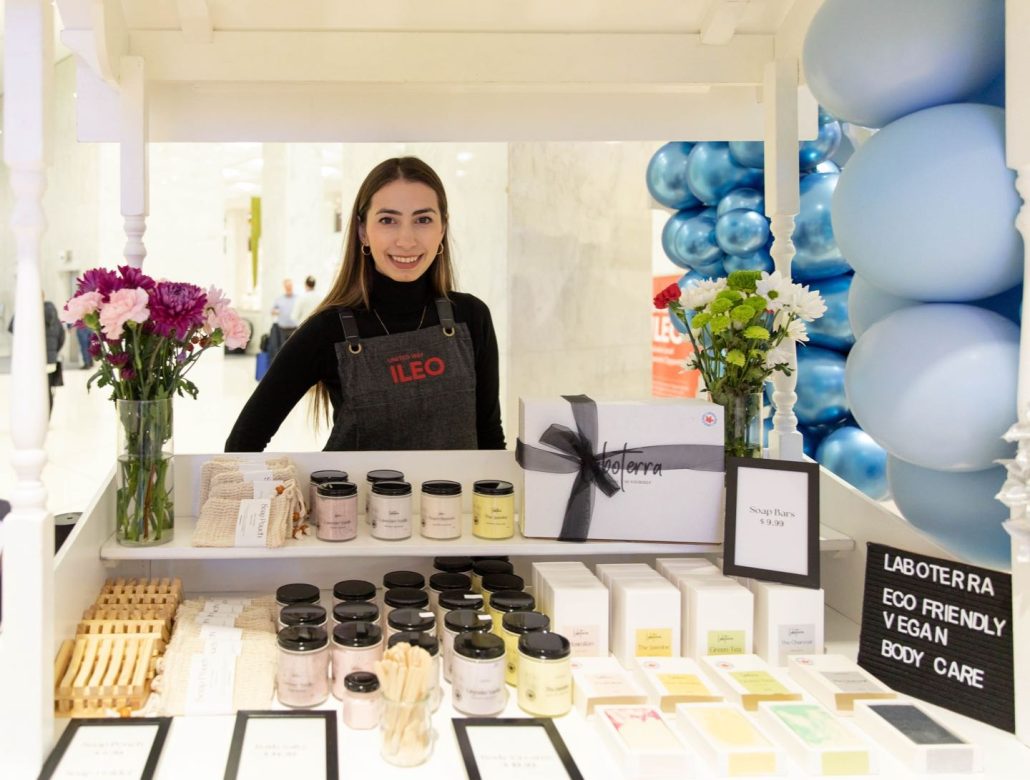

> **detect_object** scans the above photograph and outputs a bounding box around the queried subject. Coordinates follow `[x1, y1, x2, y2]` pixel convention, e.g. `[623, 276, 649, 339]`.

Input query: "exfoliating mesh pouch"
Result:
[191, 494, 292, 548]
[199, 456, 291, 504]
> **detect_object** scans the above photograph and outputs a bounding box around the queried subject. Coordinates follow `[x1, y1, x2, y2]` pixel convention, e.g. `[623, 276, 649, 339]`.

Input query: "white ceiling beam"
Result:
[701, 0, 751, 45]
[176, 0, 214, 44]
[126, 31, 773, 85]
[90, 0, 128, 84]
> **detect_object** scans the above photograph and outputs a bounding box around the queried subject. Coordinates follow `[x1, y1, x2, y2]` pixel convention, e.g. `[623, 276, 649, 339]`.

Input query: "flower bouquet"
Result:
[61, 266, 250, 544]
[653, 270, 826, 457]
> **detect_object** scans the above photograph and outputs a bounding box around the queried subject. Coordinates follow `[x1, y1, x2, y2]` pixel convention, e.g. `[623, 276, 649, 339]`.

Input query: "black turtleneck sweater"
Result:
[225, 270, 505, 451]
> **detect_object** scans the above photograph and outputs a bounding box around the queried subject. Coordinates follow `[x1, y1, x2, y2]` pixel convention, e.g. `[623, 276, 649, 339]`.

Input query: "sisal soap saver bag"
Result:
[192, 494, 293, 548]
[199, 456, 292, 505]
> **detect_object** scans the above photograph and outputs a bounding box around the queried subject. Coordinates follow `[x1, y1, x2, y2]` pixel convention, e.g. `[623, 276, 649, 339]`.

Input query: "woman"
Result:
[225, 157, 505, 451]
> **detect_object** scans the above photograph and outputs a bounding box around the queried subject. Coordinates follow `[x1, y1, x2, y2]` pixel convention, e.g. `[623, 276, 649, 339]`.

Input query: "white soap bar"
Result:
[757, 701, 875, 775]
[681, 579, 754, 659]
[595, 705, 691, 780]
[595, 562, 661, 590]
[853, 700, 980, 774]
[656, 557, 722, 581]
[634, 656, 722, 713]
[750, 580, 825, 666]
[571, 656, 648, 715]
[787, 654, 895, 714]
[532, 561, 588, 597]
[674, 702, 785, 776]
[700, 654, 803, 712]
[612, 578, 681, 666]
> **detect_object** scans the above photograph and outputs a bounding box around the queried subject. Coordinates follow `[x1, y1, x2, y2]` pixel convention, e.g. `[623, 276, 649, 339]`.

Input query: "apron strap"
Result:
[338, 309, 363, 354]
[435, 298, 456, 337]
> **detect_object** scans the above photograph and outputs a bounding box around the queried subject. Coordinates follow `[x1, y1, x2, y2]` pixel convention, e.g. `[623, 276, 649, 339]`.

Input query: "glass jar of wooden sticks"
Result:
[375, 642, 435, 767]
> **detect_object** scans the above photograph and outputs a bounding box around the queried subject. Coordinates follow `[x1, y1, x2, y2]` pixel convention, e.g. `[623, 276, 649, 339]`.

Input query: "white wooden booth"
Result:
[2, 1, 1029, 777]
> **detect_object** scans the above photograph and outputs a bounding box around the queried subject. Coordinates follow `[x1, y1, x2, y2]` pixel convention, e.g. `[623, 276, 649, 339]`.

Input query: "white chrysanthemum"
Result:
[755, 271, 789, 311]
[785, 317, 809, 342]
[682, 277, 726, 310]
[764, 341, 793, 370]
[787, 284, 827, 321]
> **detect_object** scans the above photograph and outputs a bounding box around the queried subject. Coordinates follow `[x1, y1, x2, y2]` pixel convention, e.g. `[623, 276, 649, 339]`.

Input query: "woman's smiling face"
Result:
[360, 179, 445, 283]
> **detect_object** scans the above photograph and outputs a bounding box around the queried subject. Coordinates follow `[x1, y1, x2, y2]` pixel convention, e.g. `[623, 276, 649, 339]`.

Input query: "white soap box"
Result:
[700, 654, 802, 711]
[681, 579, 754, 659]
[548, 577, 609, 657]
[594, 704, 691, 779]
[611, 578, 681, 665]
[853, 700, 980, 774]
[571, 657, 648, 715]
[757, 701, 875, 776]
[674, 702, 785, 777]
[634, 656, 722, 713]
[750, 580, 825, 666]
[787, 654, 896, 714]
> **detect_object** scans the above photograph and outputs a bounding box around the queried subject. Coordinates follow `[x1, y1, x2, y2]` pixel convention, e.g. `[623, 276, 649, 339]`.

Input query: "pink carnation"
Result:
[99, 288, 150, 340]
[203, 286, 231, 334]
[60, 291, 103, 326]
[218, 308, 251, 351]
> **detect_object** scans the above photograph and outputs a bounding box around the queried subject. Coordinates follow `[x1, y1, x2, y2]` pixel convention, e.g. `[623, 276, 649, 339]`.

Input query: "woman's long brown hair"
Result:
[310, 157, 456, 427]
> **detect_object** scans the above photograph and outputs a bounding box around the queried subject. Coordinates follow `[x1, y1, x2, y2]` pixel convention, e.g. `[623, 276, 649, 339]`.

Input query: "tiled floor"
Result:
[0, 353, 328, 515]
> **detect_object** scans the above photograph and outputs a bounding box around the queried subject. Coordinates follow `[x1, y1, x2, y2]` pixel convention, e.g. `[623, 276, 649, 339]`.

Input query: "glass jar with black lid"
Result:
[517, 630, 572, 716]
[501, 610, 551, 686]
[276, 582, 320, 628]
[277, 626, 330, 708]
[280, 603, 328, 629]
[383, 587, 429, 620]
[420, 480, 463, 540]
[308, 469, 349, 521]
[386, 607, 437, 639]
[434, 556, 474, 574]
[481, 573, 525, 598]
[333, 601, 380, 627]
[452, 631, 507, 716]
[383, 570, 426, 591]
[487, 590, 535, 636]
[470, 559, 514, 593]
[331, 621, 384, 692]
[442, 609, 493, 683]
[365, 469, 404, 514]
[369, 480, 413, 541]
[428, 572, 472, 615]
[332, 579, 376, 606]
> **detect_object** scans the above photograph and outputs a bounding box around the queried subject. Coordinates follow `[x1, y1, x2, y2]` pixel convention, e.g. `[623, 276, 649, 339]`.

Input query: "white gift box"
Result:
[674, 702, 785, 776]
[518, 397, 724, 542]
[594, 705, 691, 779]
[787, 654, 896, 714]
[852, 700, 980, 774]
[750, 580, 825, 666]
[571, 656, 648, 715]
[757, 701, 875, 775]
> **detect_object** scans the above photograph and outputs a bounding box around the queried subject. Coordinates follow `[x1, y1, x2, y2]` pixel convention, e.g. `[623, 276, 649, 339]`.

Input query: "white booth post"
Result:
[763, 58, 804, 462]
[0, 0, 56, 774]
[120, 56, 149, 268]
[1004, 0, 1030, 748]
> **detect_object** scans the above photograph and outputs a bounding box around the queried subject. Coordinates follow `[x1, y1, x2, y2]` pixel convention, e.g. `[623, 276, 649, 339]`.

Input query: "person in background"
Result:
[271, 278, 297, 329]
[75, 323, 93, 369]
[8, 295, 66, 413]
[225, 156, 505, 452]
[290, 275, 319, 324]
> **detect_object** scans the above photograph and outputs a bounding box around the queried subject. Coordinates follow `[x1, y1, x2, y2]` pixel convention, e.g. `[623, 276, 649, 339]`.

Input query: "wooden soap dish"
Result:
[54, 634, 159, 716]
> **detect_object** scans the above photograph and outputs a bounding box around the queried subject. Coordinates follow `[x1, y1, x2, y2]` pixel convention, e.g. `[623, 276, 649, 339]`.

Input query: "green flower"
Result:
[731, 304, 758, 324]
[744, 325, 771, 340]
[709, 297, 733, 314]
[744, 293, 768, 310]
[710, 314, 732, 334]
[726, 349, 746, 367]
[717, 289, 743, 304]
[727, 270, 762, 292]
[691, 311, 711, 330]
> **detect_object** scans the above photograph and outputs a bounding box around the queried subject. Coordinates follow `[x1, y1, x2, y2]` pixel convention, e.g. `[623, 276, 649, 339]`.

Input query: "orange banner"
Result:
[652, 275, 699, 398]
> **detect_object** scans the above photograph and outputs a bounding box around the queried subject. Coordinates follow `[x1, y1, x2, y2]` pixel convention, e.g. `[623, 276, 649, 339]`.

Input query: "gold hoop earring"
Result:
[361, 244, 371, 256]
[436, 245, 444, 257]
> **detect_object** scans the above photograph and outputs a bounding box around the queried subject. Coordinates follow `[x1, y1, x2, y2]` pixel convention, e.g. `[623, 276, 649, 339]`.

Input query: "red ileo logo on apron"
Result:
[387, 351, 446, 384]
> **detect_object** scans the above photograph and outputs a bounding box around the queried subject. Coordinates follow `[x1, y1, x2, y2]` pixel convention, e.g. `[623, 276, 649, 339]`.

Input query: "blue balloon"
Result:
[816, 426, 889, 500]
[671, 208, 722, 268]
[977, 284, 1023, 324]
[815, 160, 841, 174]
[646, 142, 701, 209]
[723, 249, 773, 275]
[717, 188, 765, 218]
[686, 143, 763, 206]
[846, 304, 1018, 471]
[715, 209, 770, 257]
[970, 70, 1005, 109]
[799, 119, 843, 171]
[727, 141, 765, 169]
[806, 274, 854, 352]
[795, 345, 849, 426]
[661, 207, 705, 269]
[888, 457, 1010, 567]
[803, 0, 1005, 128]
[690, 256, 727, 279]
[834, 104, 1022, 300]
[792, 172, 851, 282]
[848, 274, 918, 340]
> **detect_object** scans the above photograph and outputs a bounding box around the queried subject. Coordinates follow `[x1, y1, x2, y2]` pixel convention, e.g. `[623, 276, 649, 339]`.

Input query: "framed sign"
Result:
[723, 456, 820, 589]
[453, 717, 584, 780]
[39, 717, 171, 780]
[224, 710, 338, 780]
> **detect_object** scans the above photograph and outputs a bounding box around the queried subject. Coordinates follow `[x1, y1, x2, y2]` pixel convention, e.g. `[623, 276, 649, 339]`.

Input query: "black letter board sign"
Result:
[857, 543, 1014, 732]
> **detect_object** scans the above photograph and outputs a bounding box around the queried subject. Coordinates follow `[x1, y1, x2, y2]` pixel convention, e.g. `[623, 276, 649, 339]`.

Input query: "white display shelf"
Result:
[98, 514, 854, 560]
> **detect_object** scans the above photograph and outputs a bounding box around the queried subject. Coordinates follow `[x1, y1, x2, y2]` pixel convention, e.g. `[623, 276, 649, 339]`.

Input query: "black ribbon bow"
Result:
[516, 394, 724, 542]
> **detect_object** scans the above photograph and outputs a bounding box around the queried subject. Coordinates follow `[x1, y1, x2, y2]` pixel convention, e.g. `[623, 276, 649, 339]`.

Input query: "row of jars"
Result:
[274, 562, 572, 718]
[309, 469, 516, 542]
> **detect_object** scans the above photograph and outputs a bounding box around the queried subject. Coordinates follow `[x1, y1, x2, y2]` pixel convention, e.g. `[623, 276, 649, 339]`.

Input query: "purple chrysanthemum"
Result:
[75, 268, 120, 298]
[120, 366, 136, 381]
[148, 281, 206, 340]
[87, 334, 102, 358]
[108, 352, 130, 368]
[118, 265, 157, 293]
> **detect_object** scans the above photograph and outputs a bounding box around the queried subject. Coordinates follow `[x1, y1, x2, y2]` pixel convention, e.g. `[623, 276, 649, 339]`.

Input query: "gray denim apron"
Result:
[325, 298, 478, 450]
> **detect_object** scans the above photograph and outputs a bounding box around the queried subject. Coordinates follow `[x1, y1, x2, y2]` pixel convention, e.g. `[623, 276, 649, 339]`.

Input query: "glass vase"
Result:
[380, 692, 433, 767]
[115, 398, 174, 546]
[711, 390, 763, 459]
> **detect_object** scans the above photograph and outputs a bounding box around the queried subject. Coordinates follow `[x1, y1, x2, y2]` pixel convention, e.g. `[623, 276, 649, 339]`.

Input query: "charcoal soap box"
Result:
[787, 654, 895, 714]
[518, 397, 724, 543]
[852, 700, 980, 774]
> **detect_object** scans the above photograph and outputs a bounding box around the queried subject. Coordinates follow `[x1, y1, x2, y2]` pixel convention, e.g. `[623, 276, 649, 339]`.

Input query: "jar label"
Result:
[241, 469, 274, 482]
[235, 498, 271, 547]
[473, 496, 515, 538]
[707, 630, 746, 656]
[370, 498, 411, 538]
[185, 654, 236, 715]
[778, 623, 816, 656]
[453, 657, 506, 714]
[635, 628, 674, 657]
[519, 660, 571, 716]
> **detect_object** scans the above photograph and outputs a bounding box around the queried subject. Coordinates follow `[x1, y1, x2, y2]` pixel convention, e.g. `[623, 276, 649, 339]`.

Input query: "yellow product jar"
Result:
[517, 630, 572, 717]
[501, 610, 549, 687]
[486, 588, 534, 637]
[472, 480, 516, 539]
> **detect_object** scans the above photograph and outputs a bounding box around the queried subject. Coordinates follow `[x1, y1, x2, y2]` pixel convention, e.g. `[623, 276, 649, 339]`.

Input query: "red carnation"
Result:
[653, 282, 682, 309]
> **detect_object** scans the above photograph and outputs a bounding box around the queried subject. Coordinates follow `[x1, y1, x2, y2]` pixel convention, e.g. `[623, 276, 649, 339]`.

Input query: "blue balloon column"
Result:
[647, 109, 888, 500]
[804, 0, 1014, 564]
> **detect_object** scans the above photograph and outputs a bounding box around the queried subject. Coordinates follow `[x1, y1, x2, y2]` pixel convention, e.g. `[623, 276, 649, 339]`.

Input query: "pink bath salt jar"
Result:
[276, 626, 330, 708]
[332, 621, 384, 698]
[308, 469, 348, 521]
[342, 671, 382, 730]
[316, 481, 358, 542]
